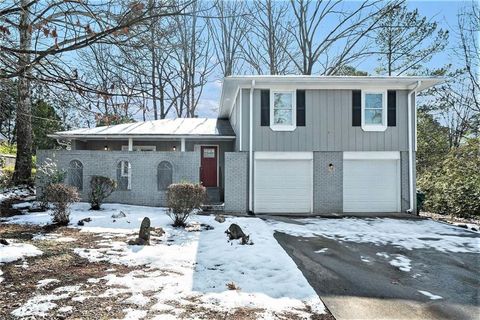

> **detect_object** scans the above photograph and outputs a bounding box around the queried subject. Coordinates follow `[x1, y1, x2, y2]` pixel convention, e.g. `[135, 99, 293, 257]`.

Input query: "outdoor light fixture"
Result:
[104, 145, 108, 151]
[173, 146, 176, 151]
[328, 163, 335, 173]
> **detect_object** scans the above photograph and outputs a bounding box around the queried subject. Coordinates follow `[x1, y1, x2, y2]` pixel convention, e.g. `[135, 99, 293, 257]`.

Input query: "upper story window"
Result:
[362, 90, 387, 131]
[117, 160, 131, 190]
[270, 91, 296, 131]
[68, 160, 83, 191]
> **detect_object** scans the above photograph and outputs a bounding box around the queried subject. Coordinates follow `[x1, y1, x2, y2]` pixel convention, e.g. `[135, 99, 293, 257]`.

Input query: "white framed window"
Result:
[117, 160, 131, 190]
[362, 90, 387, 131]
[270, 90, 296, 131]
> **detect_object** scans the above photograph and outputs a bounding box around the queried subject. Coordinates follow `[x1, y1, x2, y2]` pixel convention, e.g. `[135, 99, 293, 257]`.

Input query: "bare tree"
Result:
[207, 0, 249, 77]
[456, 1, 479, 112]
[0, 0, 191, 184]
[169, 0, 214, 118]
[287, 0, 400, 75]
[242, 0, 294, 75]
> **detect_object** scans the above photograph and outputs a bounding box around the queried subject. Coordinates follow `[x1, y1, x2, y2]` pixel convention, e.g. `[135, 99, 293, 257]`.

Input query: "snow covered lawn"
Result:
[0, 203, 327, 319]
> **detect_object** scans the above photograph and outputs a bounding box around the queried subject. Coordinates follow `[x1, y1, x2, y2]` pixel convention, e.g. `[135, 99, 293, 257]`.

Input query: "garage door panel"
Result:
[254, 155, 312, 214]
[343, 159, 400, 213]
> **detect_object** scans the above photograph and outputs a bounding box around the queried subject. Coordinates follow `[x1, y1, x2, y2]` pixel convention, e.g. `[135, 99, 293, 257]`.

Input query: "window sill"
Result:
[270, 125, 296, 132]
[361, 124, 387, 132]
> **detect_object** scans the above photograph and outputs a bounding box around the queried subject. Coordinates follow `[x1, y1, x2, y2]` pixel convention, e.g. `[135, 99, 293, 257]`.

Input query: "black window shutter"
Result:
[260, 90, 270, 126]
[352, 90, 361, 126]
[296, 90, 306, 126]
[387, 90, 396, 127]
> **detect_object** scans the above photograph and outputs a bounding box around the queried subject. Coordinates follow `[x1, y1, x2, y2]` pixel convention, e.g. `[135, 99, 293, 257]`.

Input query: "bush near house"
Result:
[89, 176, 117, 210]
[418, 138, 480, 217]
[37, 158, 66, 209]
[45, 183, 80, 225]
[166, 183, 206, 227]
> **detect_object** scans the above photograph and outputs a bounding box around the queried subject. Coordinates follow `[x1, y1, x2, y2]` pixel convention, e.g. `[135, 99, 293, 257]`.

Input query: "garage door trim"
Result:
[344, 151, 400, 160]
[254, 152, 313, 214]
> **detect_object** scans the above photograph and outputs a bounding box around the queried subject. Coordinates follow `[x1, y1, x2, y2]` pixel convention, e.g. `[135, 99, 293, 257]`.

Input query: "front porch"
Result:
[37, 136, 234, 206]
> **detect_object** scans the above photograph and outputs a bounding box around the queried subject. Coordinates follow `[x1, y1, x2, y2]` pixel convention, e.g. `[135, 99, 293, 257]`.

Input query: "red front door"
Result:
[200, 146, 218, 187]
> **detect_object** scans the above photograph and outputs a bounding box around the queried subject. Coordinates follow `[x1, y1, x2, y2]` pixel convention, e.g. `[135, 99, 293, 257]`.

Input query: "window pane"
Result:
[365, 93, 383, 109]
[117, 161, 131, 190]
[158, 161, 173, 190]
[274, 92, 292, 110]
[274, 109, 293, 125]
[203, 148, 215, 158]
[365, 109, 383, 124]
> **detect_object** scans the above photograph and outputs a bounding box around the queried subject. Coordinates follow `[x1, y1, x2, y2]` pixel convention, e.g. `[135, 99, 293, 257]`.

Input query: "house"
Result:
[40, 76, 442, 215]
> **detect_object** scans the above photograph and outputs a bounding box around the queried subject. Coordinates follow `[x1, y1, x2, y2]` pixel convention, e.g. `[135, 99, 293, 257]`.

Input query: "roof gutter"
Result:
[248, 80, 255, 213]
[407, 80, 422, 214]
[47, 134, 236, 140]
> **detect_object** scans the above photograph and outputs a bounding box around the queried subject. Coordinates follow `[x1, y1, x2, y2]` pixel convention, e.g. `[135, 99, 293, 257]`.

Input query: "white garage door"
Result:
[343, 152, 401, 212]
[254, 152, 312, 214]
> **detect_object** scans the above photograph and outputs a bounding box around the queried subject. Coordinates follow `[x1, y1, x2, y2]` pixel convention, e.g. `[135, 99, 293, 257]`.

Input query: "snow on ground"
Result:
[418, 290, 443, 300]
[4, 203, 325, 318]
[266, 218, 480, 253]
[0, 240, 43, 283]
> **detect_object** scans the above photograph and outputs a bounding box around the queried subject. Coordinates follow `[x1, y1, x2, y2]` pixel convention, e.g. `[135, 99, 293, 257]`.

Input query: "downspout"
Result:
[407, 81, 421, 214]
[248, 80, 255, 213]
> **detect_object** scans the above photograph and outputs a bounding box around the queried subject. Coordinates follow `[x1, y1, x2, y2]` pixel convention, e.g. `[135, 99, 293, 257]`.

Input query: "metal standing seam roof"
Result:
[49, 118, 235, 139]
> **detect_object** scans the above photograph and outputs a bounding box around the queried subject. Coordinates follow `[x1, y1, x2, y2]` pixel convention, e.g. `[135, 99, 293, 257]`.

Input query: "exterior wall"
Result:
[37, 150, 199, 207]
[0, 154, 16, 168]
[313, 152, 343, 213]
[240, 88, 415, 152]
[224, 152, 248, 213]
[74, 139, 234, 191]
[229, 90, 242, 151]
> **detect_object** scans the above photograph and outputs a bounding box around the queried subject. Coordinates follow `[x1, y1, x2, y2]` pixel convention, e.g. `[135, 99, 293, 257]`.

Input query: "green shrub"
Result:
[0, 165, 14, 189]
[418, 138, 480, 217]
[0, 143, 16, 155]
[45, 183, 80, 225]
[166, 183, 206, 227]
[89, 176, 116, 210]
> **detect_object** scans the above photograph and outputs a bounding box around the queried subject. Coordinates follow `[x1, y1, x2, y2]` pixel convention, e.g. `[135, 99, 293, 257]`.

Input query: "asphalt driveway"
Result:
[267, 217, 480, 320]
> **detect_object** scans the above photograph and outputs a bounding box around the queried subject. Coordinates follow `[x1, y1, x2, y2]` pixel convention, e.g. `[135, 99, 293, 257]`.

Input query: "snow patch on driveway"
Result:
[266, 218, 479, 253]
[389, 255, 411, 272]
[418, 290, 443, 300]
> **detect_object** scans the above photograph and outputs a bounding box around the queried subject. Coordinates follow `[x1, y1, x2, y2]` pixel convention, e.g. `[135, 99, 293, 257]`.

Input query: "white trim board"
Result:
[255, 152, 313, 160]
[343, 151, 400, 160]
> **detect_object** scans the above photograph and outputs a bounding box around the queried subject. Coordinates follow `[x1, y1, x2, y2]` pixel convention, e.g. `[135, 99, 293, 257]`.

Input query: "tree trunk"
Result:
[13, 0, 33, 185]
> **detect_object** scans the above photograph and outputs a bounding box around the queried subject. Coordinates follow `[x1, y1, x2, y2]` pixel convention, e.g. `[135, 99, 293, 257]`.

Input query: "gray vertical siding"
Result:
[239, 89, 413, 152]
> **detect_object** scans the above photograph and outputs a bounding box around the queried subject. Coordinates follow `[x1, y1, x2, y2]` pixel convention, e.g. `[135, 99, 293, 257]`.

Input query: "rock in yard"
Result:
[77, 217, 92, 226]
[128, 217, 151, 245]
[215, 215, 226, 223]
[151, 227, 165, 237]
[0, 239, 9, 245]
[111, 211, 127, 219]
